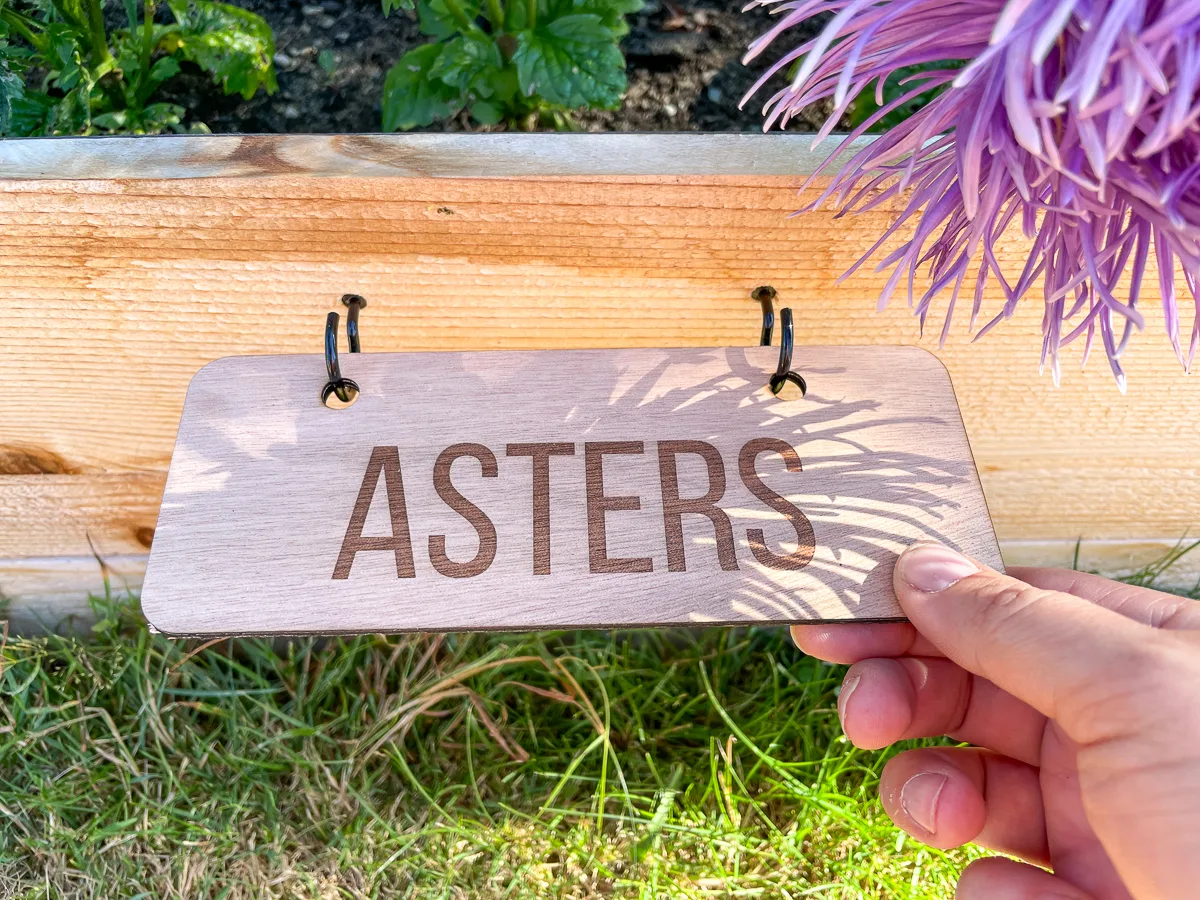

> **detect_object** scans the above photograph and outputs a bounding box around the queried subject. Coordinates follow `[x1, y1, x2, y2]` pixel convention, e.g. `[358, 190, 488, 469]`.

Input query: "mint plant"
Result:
[381, 0, 641, 131]
[0, 0, 276, 135]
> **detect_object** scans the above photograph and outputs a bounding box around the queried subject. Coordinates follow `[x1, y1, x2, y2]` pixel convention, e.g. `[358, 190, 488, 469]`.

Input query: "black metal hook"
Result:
[769, 307, 807, 397]
[752, 287, 806, 395]
[752, 285, 776, 347]
[342, 293, 366, 353]
[322, 295, 365, 406]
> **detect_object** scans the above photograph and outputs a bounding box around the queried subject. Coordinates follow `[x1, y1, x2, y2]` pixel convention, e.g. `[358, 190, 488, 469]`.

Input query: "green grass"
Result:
[2, 546, 1196, 898]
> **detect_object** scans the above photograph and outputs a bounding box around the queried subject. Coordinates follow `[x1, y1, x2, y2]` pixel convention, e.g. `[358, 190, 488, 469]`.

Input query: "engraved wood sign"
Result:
[140, 346, 1002, 636]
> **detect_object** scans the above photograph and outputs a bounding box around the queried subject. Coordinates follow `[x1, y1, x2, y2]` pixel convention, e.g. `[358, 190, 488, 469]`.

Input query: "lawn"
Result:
[2, 548, 1194, 898]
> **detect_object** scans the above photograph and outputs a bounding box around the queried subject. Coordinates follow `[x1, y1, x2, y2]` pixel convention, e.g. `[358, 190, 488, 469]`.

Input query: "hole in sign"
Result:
[322, 380, 360, 409]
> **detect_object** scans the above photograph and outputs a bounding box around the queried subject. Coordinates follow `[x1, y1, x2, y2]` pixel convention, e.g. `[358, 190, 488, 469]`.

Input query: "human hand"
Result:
[792, 542, 1200, 900]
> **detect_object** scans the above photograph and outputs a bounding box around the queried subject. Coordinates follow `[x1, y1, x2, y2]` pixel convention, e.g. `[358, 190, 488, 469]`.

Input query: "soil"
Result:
[158, 0, 830, 133]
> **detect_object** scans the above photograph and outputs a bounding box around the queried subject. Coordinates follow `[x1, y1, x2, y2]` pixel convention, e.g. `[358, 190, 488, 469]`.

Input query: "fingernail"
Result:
[906, 657, 930, 690]
[836, 672, 860, 726]
[897, 543, 978, 593]
[900, 772, 946, 836]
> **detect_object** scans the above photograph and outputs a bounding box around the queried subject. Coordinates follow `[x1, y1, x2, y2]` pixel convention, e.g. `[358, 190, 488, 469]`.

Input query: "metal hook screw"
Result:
[322, 296, 366, 407]
[751, 285, 776, 347]
[769, 307, 808, 397]
[342, 293, 366, 353]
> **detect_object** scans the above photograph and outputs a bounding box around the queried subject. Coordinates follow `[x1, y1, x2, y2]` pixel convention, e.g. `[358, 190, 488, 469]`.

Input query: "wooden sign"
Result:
[140, 346, 1001, 636]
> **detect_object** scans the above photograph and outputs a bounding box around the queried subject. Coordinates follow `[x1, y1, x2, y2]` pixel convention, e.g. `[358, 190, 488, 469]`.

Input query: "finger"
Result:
[790, 621, 943, 664]
[1038, 725, 1132, 900]
[1010, 566, 1200, 630]
[892, 542, 1169, 741]
[837, 656, 1046, 764]
[955, 857, 1096, 900]
[880, 747, 1048, 864]
[792, 562, 1200, 669]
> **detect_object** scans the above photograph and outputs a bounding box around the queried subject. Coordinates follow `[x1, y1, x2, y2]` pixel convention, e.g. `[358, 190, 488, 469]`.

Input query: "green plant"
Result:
[0, 0, 276, 135]
[847, 60, 964, 132]
[381, 0, 641, 131]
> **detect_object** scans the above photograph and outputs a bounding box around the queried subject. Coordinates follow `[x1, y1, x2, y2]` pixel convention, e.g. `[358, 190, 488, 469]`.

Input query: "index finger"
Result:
[792, 558, 1200, 664]
[1010, 566, 1200, 629]
[790, 621, 944, 663]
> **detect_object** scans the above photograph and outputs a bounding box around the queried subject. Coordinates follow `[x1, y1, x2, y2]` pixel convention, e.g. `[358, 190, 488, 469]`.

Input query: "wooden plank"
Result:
[1002, 540, 1200, 582]
[7, 538, 1199, 635]
[139, 346, 1001, 635]
[0, 134, 874, 179]
[1, 171, 1195, 540]
[0, 133, 1196, 630]
[0, 556, 147, 634]
[0, 474, 164, 558]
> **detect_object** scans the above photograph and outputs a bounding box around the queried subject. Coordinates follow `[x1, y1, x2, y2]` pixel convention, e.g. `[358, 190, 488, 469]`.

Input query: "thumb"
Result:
[892, 542, 1168, 742]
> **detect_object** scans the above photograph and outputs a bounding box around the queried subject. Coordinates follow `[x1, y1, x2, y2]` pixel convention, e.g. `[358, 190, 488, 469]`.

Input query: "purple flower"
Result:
[743, 0, 1200, 389]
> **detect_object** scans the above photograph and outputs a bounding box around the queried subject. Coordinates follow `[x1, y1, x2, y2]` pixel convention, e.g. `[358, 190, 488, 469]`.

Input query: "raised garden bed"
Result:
[3, 132, 1199, 634]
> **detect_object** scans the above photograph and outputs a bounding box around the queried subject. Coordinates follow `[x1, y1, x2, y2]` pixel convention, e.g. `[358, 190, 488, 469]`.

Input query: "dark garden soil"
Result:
[159, 0, 831, 133]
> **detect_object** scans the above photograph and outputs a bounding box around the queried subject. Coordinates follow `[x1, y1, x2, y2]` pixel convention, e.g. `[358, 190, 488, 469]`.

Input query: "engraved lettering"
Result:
[657, 440, 738, 572]
[335, 437, 816, 579]
[429, 443, 499, 579]
[584, 441, 653, 574]
[506, 442, 576, 575]
[333, 446, 416, 580]
[737, 438, 815, 571]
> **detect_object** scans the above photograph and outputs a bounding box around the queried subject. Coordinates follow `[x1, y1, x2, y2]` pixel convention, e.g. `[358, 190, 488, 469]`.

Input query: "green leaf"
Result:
[848, 60, 963, 131]
[512, 13, 624, 109]
[0, 61, 25, 135]
[168, 0, 277, 99]
[428, 32, 500, 93]
[469, 99, 501, 124]
[10, 91, 55, 136]
[124, 0, 139, 30]
[382, 43, 463, 130]
[147, 54, 181, 85]
[382, 0, 415, 14]
[417, 0, 480, 40]
[45, 85, 90, 134]
[555, 0, 642, 37]
[503, 0, 529, 32]
[142, 101, 185, 129]
[92, 101, 184, 133]
[47, 23, 80, 69]
[91, 109, 129, 129]
[54, 53, 85, 91]
[590, 0, 642, 16]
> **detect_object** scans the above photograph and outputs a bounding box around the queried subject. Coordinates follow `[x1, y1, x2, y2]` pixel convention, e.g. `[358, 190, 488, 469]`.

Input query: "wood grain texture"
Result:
[1, 134, 1197, 628]
[0, 474, 163, 558]
[0, 556, 147, 634]
[0, 134, 875, 179]
[140, 346, 1001, 635]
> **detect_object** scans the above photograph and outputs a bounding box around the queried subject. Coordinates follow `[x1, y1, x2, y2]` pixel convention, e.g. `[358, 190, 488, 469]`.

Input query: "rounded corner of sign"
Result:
[138, 592, 166, 628]
[138, 589, 180, 637]
[189, 355, 243, 387]
[896, 345, 954, 381]
[894, 343, 943, 365]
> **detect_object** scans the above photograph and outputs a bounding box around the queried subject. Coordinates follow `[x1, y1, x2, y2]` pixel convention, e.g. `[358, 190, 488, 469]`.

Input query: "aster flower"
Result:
[742, 0, 1200, 389]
